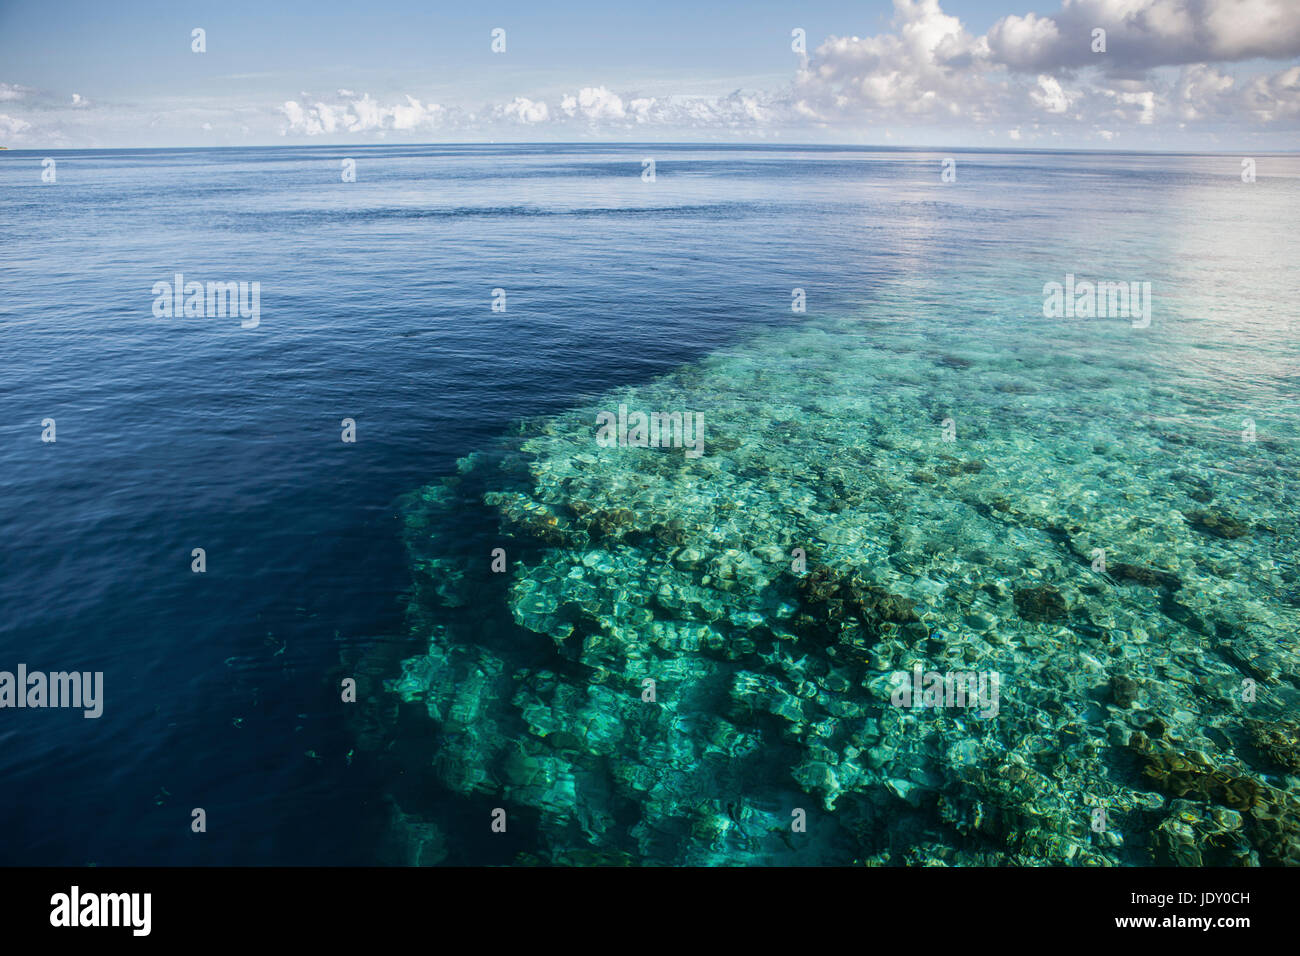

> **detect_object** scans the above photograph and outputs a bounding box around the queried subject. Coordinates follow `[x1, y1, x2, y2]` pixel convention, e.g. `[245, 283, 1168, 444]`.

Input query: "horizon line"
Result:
[3, 141, 1297, 156]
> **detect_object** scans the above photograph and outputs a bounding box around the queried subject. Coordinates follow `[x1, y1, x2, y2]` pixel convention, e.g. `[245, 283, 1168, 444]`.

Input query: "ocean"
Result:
[1, 143, 1296, 865]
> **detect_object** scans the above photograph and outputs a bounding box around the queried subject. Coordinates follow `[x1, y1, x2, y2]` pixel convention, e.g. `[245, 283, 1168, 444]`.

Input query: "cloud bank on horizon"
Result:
[2, 0, 1298, 149]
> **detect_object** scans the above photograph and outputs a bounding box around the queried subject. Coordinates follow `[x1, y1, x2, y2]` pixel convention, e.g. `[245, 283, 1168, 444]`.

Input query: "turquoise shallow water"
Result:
[378, 153, 1300, 866]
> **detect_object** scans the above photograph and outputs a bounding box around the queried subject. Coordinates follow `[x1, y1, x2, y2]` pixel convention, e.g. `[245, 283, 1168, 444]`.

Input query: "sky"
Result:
[1, 0, 1298, 149]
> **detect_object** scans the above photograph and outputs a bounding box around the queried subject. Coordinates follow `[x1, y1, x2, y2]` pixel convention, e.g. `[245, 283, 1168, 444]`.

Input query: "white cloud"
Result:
[1241, 64, 1300, 122]
[988, 0, 1300, 72]
[496, 96, 549, 124]
[0, 113, 32, 136]
[563, 86, 626, 121]
[1030, 74, 1072, 113]
[1107, 89, 1158, 124]
[1174, 64, 1235, 121]
[790, 0, 1300, 136]
[280, 92, 447, 135]
[553, 88, 779, 129]
[794, 0, 989, 119]
[987, 12, 1061, 71]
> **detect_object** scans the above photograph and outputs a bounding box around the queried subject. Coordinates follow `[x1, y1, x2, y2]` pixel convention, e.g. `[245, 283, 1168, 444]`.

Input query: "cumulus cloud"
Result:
[790, 0, 1300, 136]
[550, 85, 778, 129]
[0, 113, 32, 136]
[987, 12, 1062, 71]
[280, 92, 448, 135]
[1173, 63, 1235, 120]
[561, 86, 626, 121]
[496, 97, 549, 124]
[988, 0, 1300, 72]
[274, 84, 784, 138]
[794, 0, 991, 119]
[1107, 88, 1158, 124]
[1241, 63, 1300, 122]
[1030, 74, 1073, 113]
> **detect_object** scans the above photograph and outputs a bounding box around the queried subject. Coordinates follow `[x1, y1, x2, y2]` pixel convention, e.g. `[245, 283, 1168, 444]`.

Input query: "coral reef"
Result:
[367, 313, 1300, 866]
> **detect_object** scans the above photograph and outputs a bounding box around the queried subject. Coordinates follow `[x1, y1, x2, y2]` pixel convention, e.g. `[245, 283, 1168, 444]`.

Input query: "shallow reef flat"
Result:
[374, 297, 1299, 866]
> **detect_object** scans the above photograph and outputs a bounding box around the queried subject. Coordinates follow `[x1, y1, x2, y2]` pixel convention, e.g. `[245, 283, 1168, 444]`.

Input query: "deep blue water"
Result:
[1, 144, 1296, 865]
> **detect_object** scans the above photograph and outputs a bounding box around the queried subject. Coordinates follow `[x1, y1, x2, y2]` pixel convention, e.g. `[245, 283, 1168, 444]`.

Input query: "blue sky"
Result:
[2, 0, 1298, 149]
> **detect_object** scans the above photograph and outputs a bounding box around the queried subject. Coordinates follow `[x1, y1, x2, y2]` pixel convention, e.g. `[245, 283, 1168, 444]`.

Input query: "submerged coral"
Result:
[1013, 586, 1067, 623]
[1246, 718, 1300, 774]
[1184, 509, 1251, 540]
[367, 308, 1300, 866]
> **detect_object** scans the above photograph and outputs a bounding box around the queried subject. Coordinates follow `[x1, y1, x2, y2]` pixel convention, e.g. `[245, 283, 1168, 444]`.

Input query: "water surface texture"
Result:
[1, 145, 1296, 865]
